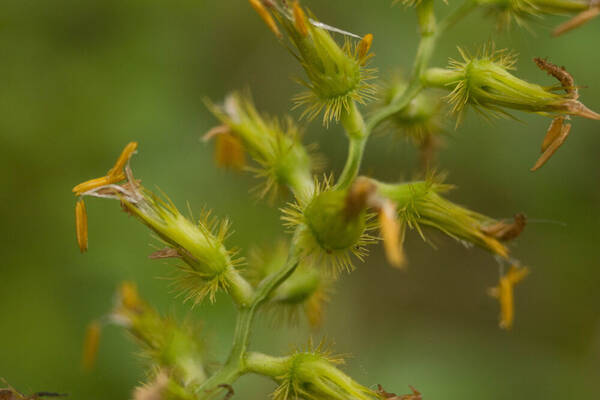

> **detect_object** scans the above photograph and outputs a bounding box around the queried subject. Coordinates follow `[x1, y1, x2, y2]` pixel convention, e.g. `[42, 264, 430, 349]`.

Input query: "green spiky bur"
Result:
[277, 10, 376, 124]
[376, 179, 509, 257]
[207, 93, 314, 198]
[304, 190, 367, 252]
[122, 194, 252, 305]
[282, 179, 377, 274]
[448, 48, 567, 117]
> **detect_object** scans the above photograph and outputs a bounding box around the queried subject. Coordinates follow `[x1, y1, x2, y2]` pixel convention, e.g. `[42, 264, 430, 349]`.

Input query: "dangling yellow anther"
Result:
[75, 199, 88, 253]
[249, 0, 282, 38]
[379, 201, 406, 269]
[292, 1, 309, 37]
[72, 142, 138, 196]
[106, 141, 138, 178]
[357, 33, 373, 65]
[488, 266, 529, 330]
[82, 320, 101, 370]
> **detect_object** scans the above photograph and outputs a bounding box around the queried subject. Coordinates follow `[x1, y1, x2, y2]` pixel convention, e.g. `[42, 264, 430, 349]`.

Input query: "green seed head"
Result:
[206, 92, 315, 199]
[282, 177, 377, 275]
[273, 2, 376, 124]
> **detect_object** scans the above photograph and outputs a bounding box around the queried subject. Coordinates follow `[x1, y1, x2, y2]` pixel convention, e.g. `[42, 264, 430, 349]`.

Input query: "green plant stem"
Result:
[438, 0, 478, 33]
[367, 0, 475, 133]
[335, 101, 367, 190]
[195, 2, 480, 397]
[195, 243, 300, 399]
[245, 352, 290, 378]
[335, 135, 367, 191]
[421, 67, 464, 88]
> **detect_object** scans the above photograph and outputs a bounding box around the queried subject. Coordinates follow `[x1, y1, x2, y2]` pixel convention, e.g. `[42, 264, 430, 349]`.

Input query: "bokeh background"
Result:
[1, 1, 599, 399]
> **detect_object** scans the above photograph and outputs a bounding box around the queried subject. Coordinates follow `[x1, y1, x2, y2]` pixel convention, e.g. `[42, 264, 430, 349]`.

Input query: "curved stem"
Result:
[438, 0, 478, 33]
[195, 242, 300, 399]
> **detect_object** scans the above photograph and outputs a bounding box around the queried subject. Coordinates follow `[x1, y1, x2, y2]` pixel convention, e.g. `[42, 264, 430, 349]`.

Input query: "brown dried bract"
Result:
[149, 247, 181, 260]
[531, 118, 572, 171]
[376, 385, 422, 400]
[481, 213, 527, 242]
[533, 58, 577, 99]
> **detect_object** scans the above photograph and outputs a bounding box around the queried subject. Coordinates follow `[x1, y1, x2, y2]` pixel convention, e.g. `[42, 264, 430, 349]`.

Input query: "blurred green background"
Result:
[1, 0, 599, 399]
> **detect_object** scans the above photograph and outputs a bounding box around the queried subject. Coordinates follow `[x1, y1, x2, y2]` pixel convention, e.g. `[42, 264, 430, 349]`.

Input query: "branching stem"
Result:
[196, 1, 479, 397]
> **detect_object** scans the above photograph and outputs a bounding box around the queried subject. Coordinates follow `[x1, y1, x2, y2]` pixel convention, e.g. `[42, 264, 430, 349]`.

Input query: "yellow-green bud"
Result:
[423, 46, 599, 124]
[282, 178, 377, 275]
[269, 2, 376, 124]
[206, 92, 315, 200]
[376, 178, 523, 259]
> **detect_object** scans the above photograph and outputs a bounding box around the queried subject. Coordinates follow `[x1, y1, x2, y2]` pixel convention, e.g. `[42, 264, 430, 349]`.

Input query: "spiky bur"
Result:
[271, 340, 378, 400]
[378, 75, 446, 169]
[205, 92, 316, 201]
[375, 176, 527, 259]
[247, 242, 332, 327]
[434, 45, 600, 125]
[423, 47, 599, 169]
[488, 265, 530, 330]
[251, 1, 376, 125]
[282, 176, 378, 276]
[86, 282, 207, 389]
[72, 142, 253, 305]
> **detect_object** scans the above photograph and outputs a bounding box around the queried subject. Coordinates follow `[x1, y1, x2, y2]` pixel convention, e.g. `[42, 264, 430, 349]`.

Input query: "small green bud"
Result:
[376, 177, 525, 259]
[248, 242, 331, 327]
[206, 92, 315, 200]
[268, 2, 376, 124]
[282, 177, 377, 275]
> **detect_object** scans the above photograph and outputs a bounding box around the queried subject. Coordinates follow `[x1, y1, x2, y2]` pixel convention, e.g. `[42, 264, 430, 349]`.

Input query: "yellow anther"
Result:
[75, 199, 88, 253]
[72, 142, 138, 196]
[357, 33, 373, 64]
[249, 0, 282, 38]
[82, 321, 101, 370]
[292, 1, 309, 37]
[106, 141, 138, 178]
[489, 266, 529, 330]
[379, 201, 406, 269]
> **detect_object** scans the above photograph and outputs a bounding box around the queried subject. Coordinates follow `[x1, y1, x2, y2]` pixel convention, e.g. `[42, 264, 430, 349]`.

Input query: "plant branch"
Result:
[195, 241, 300, 399]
